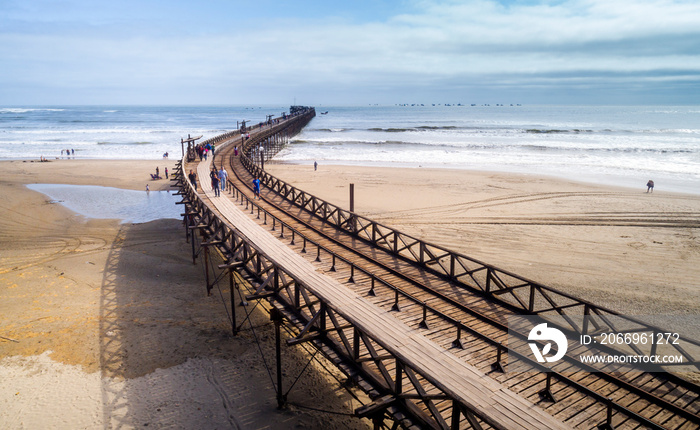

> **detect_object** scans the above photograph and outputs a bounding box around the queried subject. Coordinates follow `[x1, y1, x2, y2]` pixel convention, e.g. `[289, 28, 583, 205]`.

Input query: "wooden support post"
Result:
[204, 244, 211, 296]
[353, 327, 360, 361]
[349, 183, 355, 212]
[230, 270, 237, 335]
[395, 360, 403, 395]
[450, 400, 461, 429]
[184, 213, 190, 243]
[190, 227, 198, 264]
[271, 307, 286, 409]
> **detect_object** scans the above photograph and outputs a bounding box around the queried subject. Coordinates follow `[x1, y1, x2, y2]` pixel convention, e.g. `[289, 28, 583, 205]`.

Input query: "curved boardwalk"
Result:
[178, 109, 700, 430]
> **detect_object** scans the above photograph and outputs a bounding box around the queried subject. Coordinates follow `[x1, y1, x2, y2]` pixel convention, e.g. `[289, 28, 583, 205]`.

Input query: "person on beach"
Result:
[314, 161, 317, 171]
[165, 167, 168, 179]
[253, 177, 261, 199]
[234, 146, 238, 156]
[647, 180, 654, 193]
[146, 184, 149, 192]
[188, 170, 197, 191]
[218, 167, 228, 191]
[155, 167, 160, 179]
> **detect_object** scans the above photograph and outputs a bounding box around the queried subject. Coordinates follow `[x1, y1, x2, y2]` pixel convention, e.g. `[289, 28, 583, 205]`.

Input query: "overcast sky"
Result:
[1, 0, 699, 106]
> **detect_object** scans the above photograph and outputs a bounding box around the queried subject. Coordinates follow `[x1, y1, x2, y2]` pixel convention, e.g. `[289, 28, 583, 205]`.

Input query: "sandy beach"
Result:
[266, 162, 700, 317]
[0, 159, 369, 429]
[2, 157, 699, 428]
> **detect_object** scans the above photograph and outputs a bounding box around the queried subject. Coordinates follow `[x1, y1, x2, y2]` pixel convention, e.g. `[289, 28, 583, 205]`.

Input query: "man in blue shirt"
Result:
[253, 177, 261, 199]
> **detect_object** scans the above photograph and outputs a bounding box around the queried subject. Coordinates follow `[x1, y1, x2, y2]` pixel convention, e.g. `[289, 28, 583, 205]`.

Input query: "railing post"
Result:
[492, 342, 505, 373]
[539, 371, 556, 402]
[368, 277, 376, 296]
[419, 302, 429, 329]
[599, 397, 616, 430]
[391, 289, 400, 312]
[452, 321, 465, 349]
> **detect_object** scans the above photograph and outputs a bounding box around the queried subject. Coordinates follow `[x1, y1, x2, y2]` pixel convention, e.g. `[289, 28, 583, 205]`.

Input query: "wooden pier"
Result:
[174, 107, 700, 429]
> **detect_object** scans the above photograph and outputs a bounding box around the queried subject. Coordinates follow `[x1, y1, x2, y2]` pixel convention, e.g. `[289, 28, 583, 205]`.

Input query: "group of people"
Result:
[60, 149, 75, 158]
[194, 142, 215, 161]
[186, 166, 260, 200]
[150, 166, 168, 180]
[209, 166, 229, 197]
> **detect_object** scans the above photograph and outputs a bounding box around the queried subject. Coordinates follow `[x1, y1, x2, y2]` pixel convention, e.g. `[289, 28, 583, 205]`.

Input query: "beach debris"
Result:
[1, 335, 20, 343]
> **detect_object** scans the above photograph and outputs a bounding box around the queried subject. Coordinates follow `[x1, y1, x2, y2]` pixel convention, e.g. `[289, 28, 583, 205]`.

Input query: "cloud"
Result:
[1, 0, 699, 104]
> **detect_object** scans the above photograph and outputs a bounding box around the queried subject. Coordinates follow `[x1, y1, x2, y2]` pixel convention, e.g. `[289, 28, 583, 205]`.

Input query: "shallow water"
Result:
[27, 183, 181, 223]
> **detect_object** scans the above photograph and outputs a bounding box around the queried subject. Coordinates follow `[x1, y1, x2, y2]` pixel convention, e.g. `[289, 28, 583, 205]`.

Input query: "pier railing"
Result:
[236, 125, 700, 372]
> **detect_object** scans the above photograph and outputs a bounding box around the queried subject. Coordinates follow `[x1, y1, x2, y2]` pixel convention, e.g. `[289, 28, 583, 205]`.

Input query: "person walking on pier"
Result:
[211, 168, 220, 197]
[218, 167, 228, 192]
[188, 169, 197, 191]
[253, 177, 261, 199]
[209, 167, 221, 197]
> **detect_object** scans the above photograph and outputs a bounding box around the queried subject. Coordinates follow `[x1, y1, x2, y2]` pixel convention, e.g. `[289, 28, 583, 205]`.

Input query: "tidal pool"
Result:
[27, 184, 181, 223]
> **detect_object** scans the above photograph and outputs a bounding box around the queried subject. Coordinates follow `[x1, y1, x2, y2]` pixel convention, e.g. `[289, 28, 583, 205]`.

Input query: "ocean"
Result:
[0, 105, 286, 160]
[2, 105, 699, 194]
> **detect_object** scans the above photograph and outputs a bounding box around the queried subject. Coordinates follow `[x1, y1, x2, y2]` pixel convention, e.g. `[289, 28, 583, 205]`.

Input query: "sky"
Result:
[1, 0, 699, 106]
